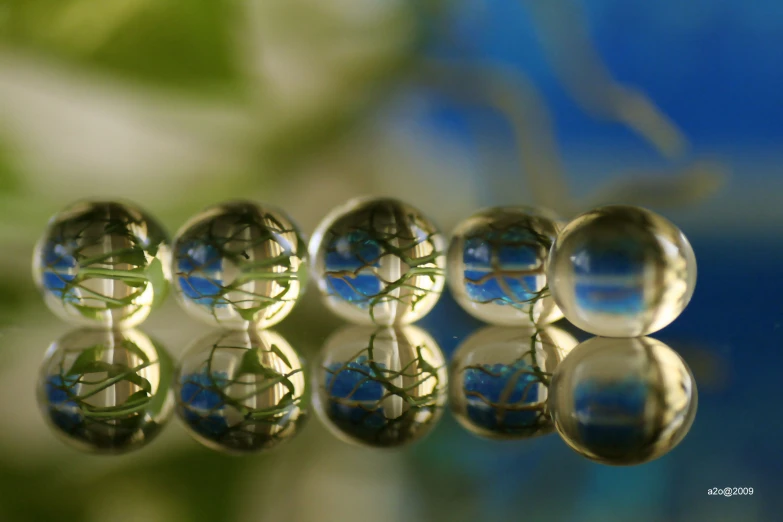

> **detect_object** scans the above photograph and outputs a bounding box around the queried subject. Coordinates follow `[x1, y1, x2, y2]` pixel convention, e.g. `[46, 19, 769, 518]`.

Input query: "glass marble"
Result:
[549, 336, 697, 465]
[447, 206, 563, 326]
[175, 329, 307, 454]
[313, 325, 447, 448]
[548, 205, 696, 337]
[172, 201, 308, 329]
[450, 326, 577, 440]
[309, 197, 446, 325]
[33, 201, 171, 328]
[37, 328, 174, 454]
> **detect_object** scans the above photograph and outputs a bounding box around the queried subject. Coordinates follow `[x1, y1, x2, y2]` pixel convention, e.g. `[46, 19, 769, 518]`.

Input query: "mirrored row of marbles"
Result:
[314, 202, 697, 335]
[38, 325, 696, 463]
[37, 327, 308, 455]
[32, 197, 450, 329]
[449, 204, 697, 336]
[33, 199, 696, 336]
[453, 327, 697, 465]
[33, 200, 309, 330]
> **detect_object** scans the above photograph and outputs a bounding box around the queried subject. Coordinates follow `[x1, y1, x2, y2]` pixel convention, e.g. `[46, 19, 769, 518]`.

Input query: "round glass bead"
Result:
[38, 328, 174, 454]
[447, 206, 563, 326]
[33, 201, 171, 328]
[175, 329, 307, 454]
[172, 201, 307, 329]
[549, 336, 697, 465]
[309, 197, 446, 325]
[450, 326, 577, 440]
[548, 205, 696, 337]
[313, 325, 447, 448]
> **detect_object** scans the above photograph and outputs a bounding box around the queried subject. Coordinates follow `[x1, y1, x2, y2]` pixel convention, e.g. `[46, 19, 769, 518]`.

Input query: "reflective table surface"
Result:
[2, 236, 781, 522]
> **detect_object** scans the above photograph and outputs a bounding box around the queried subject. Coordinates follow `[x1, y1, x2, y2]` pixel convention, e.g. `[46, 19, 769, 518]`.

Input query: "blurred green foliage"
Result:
[1, 0, 241, 92]
[0, 450, 250, 521]
[0, 143, 20, 194]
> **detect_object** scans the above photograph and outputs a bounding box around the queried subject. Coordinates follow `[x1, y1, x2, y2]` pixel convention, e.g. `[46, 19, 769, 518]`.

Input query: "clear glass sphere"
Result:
[548, 205, 696, 337]
[37, 328, 174, 454]
[447, 207, 563, 326]
[309, 197, 446, 325]
[549, 336, 697, 465]
[172, 201, 307, 329]
[175, 329, 307, 454]
[313, 325, 447, 448]
[33, 201, 171, 328]
[450, 325, 577, 440]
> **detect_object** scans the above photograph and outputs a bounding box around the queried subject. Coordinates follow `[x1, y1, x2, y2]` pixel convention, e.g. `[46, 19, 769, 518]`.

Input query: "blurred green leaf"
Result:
[71, 303, 104, 321]
[270, 343, 292, 369]
[66, 344, 103, 375]
[1, 0, 241, 91]
[238, 349, 279, 378]
[124, 389, 150, 405]
[68, 359, 153, 393]
[0, 142, 20, 195]
[69, 359, 115, 375]
[147, 338, 172, 414]
[119, 339, 152, 364]
[109, 364, 153, 392]
[113, 247, 147, 267]
[0, 279, 31, 325]
[146, 258, 169, 307]
[236, 305, 263, 322]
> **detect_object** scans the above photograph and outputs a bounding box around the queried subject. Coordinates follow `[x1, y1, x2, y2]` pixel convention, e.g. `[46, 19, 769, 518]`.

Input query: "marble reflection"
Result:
[313, 325, 447, 448]
[549, 336, 697, 465]
[38, 328, 174, 454]
[450, 326, 578, 440]
[175, 329, 307, 454]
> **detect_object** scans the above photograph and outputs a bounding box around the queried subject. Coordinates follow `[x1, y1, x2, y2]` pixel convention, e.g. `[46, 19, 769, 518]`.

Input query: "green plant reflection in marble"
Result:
[33, 201, 171, 328]
[175, 329, 308, 454]
[310, 197, 447, 326]
[314, 325, 447, 448]
[172, 201, 308, 330]
[450, 326, 577, 440]
[447, 207, 563, 326]
[37, 328, 174, 454]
